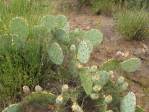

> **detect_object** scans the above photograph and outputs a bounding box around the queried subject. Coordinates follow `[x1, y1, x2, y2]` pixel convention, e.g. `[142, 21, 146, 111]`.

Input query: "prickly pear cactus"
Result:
[47, 42, 64, 65]
[77, 40, 93, 64]
[31, 25, 49, 39]
[2, 104, 22, 112]
[10, 17, 29, 42]
[10, 17, 29, 39]
[79, 68, 93, 95]
[23, 92, 56, 106]
[120, 58, 141, 72]
[100, 59, 120, 71]
[56, 15, 69, 32]
[96, 71, 110, 86]
[84, 29, 103, 46]
[40, 15, 56, 32]
[54, 28, 70, 44]
[120, 92, 136, 112]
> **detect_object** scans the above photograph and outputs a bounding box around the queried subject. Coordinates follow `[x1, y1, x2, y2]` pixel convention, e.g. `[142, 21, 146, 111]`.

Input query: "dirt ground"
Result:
[68, 8, 149, 112]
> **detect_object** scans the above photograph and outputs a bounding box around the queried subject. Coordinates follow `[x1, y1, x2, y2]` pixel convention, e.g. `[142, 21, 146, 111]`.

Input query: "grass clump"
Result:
[115, 10, 149, 40]
[91, 0, 114, 16]
[78, 0, 149, 16]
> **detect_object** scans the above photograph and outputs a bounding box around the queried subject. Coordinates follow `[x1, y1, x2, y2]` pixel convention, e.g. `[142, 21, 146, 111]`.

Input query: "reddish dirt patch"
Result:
[68, 10, 149, 112]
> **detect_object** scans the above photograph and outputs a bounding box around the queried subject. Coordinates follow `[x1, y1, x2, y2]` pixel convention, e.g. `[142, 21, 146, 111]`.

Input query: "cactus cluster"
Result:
[1, 15, 144, 112]
[2, 84, 82, 112]
[78, 65, 135, 111]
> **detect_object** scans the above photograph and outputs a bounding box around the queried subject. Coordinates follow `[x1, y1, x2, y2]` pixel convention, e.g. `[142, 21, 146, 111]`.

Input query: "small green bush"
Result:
[126, 0, 149, 10]
[78, 0, 149, 15]
[115, 10, 149, 40]
[91, 0, 114, 16]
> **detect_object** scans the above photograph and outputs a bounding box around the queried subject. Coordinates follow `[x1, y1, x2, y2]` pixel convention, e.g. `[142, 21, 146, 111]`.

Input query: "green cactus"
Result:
[95, 71, 110, 86]
[84, 29, 103, 46]
[120, 58, 141, 72]
[54, 28, 70, 44]
[70, 28, 85, 42]
[120, 92, 136, 112]
[23, 92, 56, 106]
[79, 68, 93, 95]
[2, 92, 56, 112]
[10, 17, 29, 42]
[100, 59, 120, 71]
[56, 15, 69, 32]
[40, 15, 56, 32]
[2, 104, 22, 112]
[77, 40, 93, 64]
[31, 25, 49, 39]
[47, 42, 64, 65]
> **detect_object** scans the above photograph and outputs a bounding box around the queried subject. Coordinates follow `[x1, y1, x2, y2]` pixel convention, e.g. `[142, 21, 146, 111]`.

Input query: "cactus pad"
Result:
[2, 104, 22, 112]
[56, 15, 68, 31]
[84, 29, 103, 46]
[40, 15, 56, 32]
[31, 25, 49, 39]
[120, 58, 141, 72]
[120, 92, 136, 112]
[10, 17, 29, 42]
[95, 71, 110, 86]
[79, 68, 93, 95]
[77, 40, 93, 64]
[100, 59, 120, 71]
[47, 42, 64, 65]
[54, 28, 70, 44]
[23, 92, 56, 106]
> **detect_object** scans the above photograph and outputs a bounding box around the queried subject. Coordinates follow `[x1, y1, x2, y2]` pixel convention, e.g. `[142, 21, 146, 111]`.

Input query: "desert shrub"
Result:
[115, 10, 149, 40]
[78, 0, 123, 16]
[125, 0, 149, 10]
[91, 0, 115, 16]
[1, 14, 145, 112]
[78, 0, 149, 15]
